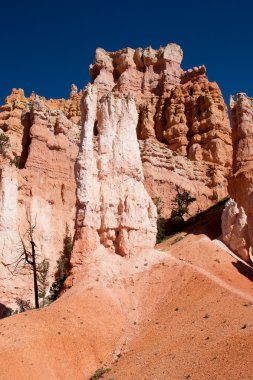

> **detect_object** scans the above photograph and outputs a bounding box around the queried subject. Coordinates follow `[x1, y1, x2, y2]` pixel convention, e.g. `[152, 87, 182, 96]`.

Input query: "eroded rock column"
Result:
[72, 85, 157, 272]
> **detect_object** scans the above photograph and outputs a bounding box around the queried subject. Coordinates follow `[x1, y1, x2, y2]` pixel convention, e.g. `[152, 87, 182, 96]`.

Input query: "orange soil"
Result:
[0, 234, 253, 380]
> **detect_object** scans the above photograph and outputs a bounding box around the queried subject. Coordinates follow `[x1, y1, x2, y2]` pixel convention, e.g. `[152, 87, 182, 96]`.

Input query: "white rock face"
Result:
[0, 166, 19, 265]
[222, 199, 252, 262]
[163, 43, 183, 64]
[75, 86, 157, 258]
[0, 167, 73, 311]
[77, 86, 100, 229]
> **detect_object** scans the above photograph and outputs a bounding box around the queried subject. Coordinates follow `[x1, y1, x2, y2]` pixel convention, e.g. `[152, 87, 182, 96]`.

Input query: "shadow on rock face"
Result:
[157, 198, 229, 244]
[0, 303, 13, 319]
[232, 261, 253, 282]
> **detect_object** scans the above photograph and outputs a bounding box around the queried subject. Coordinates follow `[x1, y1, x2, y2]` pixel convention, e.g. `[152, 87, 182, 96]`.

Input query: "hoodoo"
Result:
[222, 93, 253, 262]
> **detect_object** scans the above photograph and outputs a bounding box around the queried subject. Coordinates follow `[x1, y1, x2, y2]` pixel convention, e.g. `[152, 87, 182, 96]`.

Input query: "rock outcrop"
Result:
[89, 44, 183, 98]
[0, 42, 233, 308]
[140, 138, 229, 218]
[0, 92, 80, 310]
[222, 199, 251, 261]
[0, 89, 33, 157]
[71, 87, 157, 279]
[222, 93, 253, 263]
[88, 44, 232, 218]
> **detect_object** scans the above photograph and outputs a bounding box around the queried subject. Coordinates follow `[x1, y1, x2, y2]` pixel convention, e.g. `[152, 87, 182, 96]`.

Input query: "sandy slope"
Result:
[0, 234, 253, 380]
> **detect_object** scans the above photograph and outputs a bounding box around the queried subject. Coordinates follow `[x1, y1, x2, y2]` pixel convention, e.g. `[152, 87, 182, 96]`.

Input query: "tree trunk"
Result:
[31, 241, 39, 309]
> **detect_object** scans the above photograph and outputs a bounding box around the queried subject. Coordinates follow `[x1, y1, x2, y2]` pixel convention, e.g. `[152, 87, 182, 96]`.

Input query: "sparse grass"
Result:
[89, 367, 111, 380]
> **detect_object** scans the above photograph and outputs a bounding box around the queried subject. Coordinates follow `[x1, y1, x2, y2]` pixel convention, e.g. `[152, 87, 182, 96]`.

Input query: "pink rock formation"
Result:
[90, 44, 183, 98]
[0, 89, 32, 157]
[222, 199, 250, 261]
[89, 44, 232, 218]
[165, 70, 231, 166]
[0, 86, 82, 158]
[222, 93, 253, 263]
[140, 138, 230, 218]
[0, 43, 233, 308]
[0, 92, 80, 310]
[45, 84, 82, 125]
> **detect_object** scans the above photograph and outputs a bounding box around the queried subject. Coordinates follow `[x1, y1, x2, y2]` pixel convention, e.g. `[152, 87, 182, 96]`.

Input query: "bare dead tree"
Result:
[10, 207, 40, 309]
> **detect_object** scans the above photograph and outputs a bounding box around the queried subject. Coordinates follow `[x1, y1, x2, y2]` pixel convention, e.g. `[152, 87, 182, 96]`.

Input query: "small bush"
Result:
[10, 155, 21, 168]
[170, 186, 195, 231]
[171, 186, 196, 220]
[0, 133, 10, 153]
[15, 298, 31, 313]
[89, 367, 111, 380]
[49, 227, 73, 301]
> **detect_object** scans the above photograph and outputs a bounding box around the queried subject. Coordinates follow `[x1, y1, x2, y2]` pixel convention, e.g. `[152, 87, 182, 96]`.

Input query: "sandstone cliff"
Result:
[89, 44, 232, 217]
[0, 89, 80, 310]
[222, 93, 253, 262]
[0, 43, 232, 309]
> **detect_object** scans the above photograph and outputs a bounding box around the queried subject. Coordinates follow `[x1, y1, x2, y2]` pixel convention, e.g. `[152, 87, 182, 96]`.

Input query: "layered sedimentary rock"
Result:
[140, 138, 229, 218]
[0, 42, 233, 308]
[45, 84, 82, 125]
[90, 45, 231, 164]
[0, 91, 80, 310]
[222, 93, 253, 262]
[89, 44, 232, 218]
[89, 44, 183, 99]
[0, 89, 33, 157]
[164, 70, 231, 166]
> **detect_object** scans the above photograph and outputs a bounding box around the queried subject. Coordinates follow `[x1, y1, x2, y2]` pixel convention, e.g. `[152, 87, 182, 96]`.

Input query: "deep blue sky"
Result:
[1, 0, 252, 106]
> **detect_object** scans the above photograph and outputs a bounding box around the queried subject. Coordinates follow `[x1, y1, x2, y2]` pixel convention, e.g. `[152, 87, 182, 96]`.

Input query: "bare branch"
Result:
[3, 204, 40, 309]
